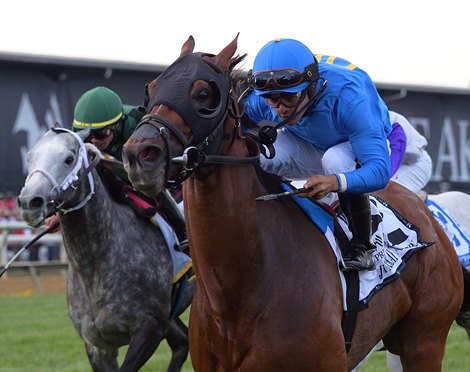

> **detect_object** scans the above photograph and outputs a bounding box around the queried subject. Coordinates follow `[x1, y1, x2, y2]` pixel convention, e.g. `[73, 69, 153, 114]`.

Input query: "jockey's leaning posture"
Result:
[242, 38, 432, 272]
[46, 86, 189, 253]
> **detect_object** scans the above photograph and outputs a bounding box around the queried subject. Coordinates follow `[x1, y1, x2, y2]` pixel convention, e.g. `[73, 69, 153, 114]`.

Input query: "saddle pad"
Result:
[153, 213, 192, 284]
[287, 188, 432, 309]
[426, 198, 470, 270]
[354, 196, 432, 305]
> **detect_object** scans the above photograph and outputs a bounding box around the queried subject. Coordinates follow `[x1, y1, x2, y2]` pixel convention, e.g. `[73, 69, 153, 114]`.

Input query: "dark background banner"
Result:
[1, 53, 470, 194]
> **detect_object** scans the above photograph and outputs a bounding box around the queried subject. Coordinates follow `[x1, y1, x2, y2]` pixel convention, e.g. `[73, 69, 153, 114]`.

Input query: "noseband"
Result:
[136, 53, 259, 187]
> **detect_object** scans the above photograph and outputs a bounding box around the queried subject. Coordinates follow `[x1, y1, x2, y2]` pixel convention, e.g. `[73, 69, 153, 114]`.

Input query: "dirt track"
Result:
[0, 272, 66, 295]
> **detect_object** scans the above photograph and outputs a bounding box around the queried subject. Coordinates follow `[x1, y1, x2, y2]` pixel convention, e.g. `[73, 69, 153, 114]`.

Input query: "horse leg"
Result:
[165, 317, 189, 372]
[84, 342, 119, 372]
[119, 321, 166, 372]
[385, 315, 452, 372]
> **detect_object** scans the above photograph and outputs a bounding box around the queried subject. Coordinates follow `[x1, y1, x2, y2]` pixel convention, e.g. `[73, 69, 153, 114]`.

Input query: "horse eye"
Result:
[197, 87, 210, 102]
[65, 155, 74, 165]
[191, 82, 221, 117]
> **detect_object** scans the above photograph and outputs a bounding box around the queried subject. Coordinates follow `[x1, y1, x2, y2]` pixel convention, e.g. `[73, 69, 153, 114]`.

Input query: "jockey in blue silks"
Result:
[243, 38, 432, 271]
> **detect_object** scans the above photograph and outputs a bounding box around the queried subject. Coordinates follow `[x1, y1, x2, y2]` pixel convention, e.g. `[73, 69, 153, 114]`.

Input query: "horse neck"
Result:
[59, 170, 117, 266]
[184, 126, 276, 300]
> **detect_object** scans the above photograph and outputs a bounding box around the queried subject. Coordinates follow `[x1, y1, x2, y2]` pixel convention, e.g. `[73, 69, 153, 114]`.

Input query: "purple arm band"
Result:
[388, 122, 407, 177]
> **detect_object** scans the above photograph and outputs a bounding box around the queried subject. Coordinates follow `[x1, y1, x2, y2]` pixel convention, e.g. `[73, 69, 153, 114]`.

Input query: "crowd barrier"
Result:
[0, 220, 67, 293]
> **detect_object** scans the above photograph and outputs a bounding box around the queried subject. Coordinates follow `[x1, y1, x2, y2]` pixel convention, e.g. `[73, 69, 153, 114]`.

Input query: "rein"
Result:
[138, 89, 260, 187]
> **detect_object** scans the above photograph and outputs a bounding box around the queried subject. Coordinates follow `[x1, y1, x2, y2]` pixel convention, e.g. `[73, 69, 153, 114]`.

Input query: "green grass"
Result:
[360, 323, 470, 371]
[0, 293, 193, 372]
[0, 293, 468, 371]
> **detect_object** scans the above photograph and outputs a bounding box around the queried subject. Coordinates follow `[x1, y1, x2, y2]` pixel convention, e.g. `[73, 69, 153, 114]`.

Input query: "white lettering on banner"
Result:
[432, 117, 460, 181]
[12, 93, 62, 175]
[409, 116, 470, 182]
[458, 120, 470, 180]
[409, 117, 431, 139]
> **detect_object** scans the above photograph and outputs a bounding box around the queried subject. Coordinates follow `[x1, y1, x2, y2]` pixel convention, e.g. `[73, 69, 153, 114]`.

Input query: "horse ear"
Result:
[180, 35, 195, 57]
[215, 33, 239, 71]
[85, 143, 102, 160]
[77, 128, 91, 141]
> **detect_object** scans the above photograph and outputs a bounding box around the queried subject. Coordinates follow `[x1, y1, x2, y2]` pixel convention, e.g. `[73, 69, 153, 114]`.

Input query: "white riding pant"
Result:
[388, 111, 432, 193]
[260, 120, 432, 194]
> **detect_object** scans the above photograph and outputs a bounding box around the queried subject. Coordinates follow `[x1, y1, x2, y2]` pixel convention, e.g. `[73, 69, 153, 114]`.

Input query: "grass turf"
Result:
[0, 293, 468, 371]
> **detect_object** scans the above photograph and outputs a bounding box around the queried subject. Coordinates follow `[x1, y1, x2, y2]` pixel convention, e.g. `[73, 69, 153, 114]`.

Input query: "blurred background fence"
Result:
[0, 220, 66, 293]
[1, 52, 470, 196]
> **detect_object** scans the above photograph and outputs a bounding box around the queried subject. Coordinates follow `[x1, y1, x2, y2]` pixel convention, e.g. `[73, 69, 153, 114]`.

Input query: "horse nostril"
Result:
[30, 197, 45, 209]
[140, 146, 161, 163]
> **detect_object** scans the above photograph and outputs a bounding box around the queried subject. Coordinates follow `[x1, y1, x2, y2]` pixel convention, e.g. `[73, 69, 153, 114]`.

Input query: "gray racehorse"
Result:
[17, 126, 194, 372]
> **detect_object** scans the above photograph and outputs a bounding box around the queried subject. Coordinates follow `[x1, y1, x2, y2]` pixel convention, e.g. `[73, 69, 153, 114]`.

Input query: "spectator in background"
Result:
[0, 192, 5, 224]
[0, 191, 22, 225]
[1, 191, 20, 221]
[0, 191, 28, 260]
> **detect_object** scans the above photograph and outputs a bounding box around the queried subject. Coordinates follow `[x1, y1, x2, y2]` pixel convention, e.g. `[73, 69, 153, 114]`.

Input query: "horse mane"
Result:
[96, 166, 129, 204]
[255, 165, 287, 195]
[227, 54, 287, 196]
[96, 166, 157, 219]
[229, 53, 247, 74]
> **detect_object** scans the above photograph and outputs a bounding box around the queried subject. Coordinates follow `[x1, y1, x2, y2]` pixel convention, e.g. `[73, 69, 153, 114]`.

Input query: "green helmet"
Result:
[72, 86, 123, 130]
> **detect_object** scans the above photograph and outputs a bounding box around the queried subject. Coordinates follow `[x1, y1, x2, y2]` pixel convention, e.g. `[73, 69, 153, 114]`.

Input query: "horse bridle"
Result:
[136, 52, 259, 187]
[26, 127, 100, 215]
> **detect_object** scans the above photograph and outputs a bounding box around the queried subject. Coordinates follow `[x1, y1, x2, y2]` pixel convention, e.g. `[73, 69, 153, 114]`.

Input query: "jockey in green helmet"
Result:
[71, 86, 187, 246]
[70, 87, 188, 258]
[72, 86, 144, 163]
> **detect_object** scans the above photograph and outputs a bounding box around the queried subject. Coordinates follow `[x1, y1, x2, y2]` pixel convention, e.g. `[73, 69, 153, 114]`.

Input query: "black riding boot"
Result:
[156, 189, 189, 254]
[338, 193, 375, 272]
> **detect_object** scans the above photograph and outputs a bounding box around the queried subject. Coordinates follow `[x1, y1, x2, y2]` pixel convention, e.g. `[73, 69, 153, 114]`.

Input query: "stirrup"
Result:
[341, 252, 376, 272]
[341, 240, 376, 272]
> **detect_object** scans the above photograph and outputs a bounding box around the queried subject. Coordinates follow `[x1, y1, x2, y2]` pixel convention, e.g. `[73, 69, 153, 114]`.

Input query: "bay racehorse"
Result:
[17, 126, 194, 372]
[122, 35, 465, 371]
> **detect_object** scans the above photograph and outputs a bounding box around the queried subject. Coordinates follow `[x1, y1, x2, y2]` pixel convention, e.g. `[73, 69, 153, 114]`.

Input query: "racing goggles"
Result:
[248, 62, 317, 91]
[88, 126, 113, 140]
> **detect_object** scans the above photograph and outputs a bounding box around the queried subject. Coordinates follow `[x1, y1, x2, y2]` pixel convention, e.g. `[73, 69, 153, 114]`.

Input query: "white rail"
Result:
[0, 220, 67, 293]
[0, 220, 65, 265]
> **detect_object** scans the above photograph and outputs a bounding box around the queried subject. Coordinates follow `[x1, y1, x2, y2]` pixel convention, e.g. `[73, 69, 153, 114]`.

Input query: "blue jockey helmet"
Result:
[251, 38, 316, 96]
